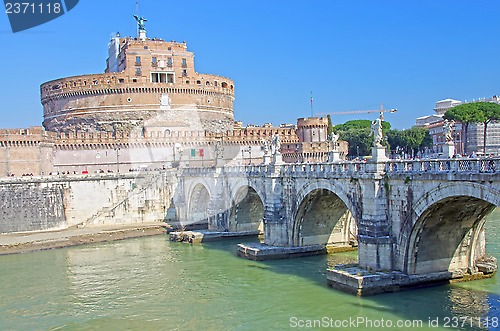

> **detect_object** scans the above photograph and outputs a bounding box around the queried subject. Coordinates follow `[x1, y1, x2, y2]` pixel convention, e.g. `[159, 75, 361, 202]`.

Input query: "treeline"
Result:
[331, 119, 432, 158]
[444, 101, 500, 154]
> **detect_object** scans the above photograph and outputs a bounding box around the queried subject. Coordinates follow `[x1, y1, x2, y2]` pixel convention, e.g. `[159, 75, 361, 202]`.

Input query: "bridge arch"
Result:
[228, 184, 264, 233]
[403, 182, 499, 275]
[186, 179, 212, 225]
[293, 180, 358, 247]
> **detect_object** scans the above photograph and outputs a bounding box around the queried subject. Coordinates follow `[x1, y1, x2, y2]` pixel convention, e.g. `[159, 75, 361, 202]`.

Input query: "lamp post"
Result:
[326, 140, 331, 163]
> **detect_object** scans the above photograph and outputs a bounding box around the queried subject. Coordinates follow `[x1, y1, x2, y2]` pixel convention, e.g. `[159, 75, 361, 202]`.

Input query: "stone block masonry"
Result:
[0, 172, 172, 234]
[0, 182, 65, 233]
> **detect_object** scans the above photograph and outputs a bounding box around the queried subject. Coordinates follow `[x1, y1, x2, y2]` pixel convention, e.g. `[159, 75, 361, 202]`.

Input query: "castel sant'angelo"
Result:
[0, 18, 345, 176]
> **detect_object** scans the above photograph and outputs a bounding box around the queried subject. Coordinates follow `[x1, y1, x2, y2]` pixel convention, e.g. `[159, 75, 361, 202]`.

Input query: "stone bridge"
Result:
[172, 158, 500, 295]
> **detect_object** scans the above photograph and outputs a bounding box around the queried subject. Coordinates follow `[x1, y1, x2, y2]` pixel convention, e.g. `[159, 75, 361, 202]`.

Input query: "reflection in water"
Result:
[448, 287, 490, 318]
[0, 209, 497, 330]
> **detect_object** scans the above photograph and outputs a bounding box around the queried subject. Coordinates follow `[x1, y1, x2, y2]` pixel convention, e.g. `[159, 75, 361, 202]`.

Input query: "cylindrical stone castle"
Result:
[40, 32, 234, 134]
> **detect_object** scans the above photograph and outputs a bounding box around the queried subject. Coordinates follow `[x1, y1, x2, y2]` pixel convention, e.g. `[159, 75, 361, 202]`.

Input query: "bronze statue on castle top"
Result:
[133, 15, 147, 31]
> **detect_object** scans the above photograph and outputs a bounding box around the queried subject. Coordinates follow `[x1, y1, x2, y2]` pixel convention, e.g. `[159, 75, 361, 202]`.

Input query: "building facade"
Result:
[416, 96, 500, 156]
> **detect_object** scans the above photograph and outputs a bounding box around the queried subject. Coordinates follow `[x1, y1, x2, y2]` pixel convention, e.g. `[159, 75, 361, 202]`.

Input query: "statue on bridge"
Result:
[329, 132, 340, 151]
[261, 138, 271, 156]
[272, 134, 281, 155]
[370, 118, 383, 147]
[443, 119, 455, 143]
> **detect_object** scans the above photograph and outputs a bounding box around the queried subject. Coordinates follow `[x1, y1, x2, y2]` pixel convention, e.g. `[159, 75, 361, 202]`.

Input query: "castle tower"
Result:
[296, 117, 328, 143]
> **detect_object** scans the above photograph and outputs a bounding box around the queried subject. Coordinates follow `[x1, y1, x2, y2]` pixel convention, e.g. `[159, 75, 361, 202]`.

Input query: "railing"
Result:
[385, 158, 498, 174]
[181, 157, 500, 177]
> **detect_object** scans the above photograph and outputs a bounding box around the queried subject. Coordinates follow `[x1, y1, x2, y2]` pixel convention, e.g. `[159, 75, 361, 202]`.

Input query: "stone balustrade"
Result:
[182, 157, 500, 178]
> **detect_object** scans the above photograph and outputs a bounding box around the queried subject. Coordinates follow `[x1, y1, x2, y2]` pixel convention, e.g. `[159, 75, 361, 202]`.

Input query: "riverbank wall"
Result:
[0, 172, 172, 234]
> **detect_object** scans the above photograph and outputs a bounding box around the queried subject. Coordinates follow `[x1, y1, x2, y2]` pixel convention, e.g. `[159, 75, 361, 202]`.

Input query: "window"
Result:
[151, 72, 174, 83]
[167, 73, 174, 83]
[151, 72, 166, 83]
[135, 56, 141, 65]
[182, 58, 187, 67]
[182, 69, 187, 77]
[152, 57, 157, 66]
[167, 57, 173, 67]
[136, 68, 141, 76]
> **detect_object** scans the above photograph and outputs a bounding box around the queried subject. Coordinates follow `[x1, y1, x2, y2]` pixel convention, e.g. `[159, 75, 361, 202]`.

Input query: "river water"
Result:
[1, 211, 499, 330]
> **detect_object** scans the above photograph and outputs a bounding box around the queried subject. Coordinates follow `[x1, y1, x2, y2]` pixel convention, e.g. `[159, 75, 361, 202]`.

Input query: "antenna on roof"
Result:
[135, 0, 139, 37]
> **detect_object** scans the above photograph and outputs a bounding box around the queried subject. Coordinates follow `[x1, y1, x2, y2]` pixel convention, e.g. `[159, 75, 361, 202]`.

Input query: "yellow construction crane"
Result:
[316, 103, 397, 121]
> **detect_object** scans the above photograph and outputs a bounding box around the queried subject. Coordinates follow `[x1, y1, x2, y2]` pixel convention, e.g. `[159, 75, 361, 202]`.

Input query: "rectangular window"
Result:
[152, 56, 157, 66]
[167, 57, 173, 67]
[167, 73, 174, 83]
[182, 58, 187, 67]
[136, 68, 141, 76]
[135, 56, 141, 65]
[151, 72, 169, 83]
[182, 69, 187, 77]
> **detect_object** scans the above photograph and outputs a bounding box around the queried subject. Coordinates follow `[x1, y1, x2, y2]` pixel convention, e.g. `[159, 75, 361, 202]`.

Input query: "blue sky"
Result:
[0, 0, 499, 129]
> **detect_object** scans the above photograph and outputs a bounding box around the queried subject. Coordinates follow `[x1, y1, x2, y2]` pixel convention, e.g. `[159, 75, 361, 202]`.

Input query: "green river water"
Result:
[1, 210, 500, 331]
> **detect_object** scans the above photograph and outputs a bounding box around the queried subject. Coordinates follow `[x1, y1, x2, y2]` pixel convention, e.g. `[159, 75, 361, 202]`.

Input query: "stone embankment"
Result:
[0, 223, 167, 255]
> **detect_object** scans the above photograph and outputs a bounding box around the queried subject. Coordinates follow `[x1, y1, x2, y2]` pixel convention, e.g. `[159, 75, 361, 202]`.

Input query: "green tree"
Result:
[327, 114, 333, 138]
[333, 120, 391, 158]
[475, 102, 500, 154]
[444, 103, 484, 155]
[334, 119, 391, 132]
[337, 128, 372, 157]
[386, 126, 432, 157]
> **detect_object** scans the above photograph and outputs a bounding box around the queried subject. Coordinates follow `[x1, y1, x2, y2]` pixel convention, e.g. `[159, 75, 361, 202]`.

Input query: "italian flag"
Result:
[191, 148, 204, 157]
